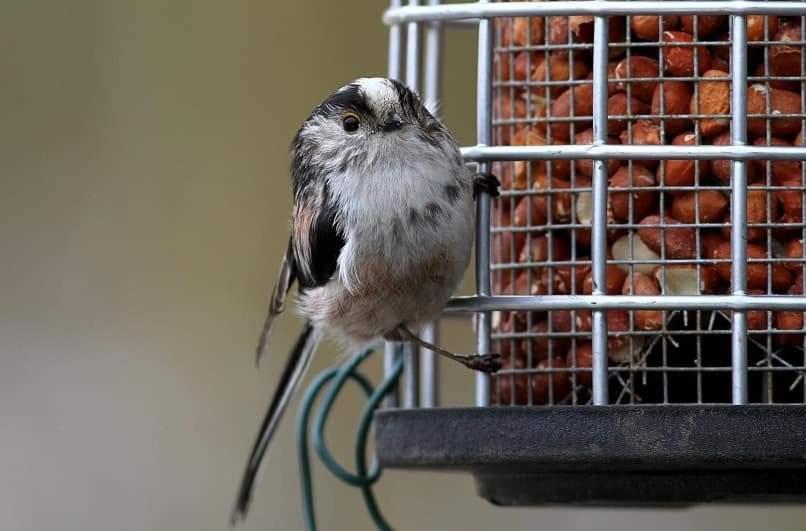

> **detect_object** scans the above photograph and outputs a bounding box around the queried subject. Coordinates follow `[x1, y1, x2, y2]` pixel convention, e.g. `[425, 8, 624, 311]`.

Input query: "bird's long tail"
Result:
[231, 321, 319, 525]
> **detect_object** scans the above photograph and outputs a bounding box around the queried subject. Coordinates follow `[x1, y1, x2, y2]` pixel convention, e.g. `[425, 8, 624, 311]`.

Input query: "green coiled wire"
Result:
[296, 345, 404, 531]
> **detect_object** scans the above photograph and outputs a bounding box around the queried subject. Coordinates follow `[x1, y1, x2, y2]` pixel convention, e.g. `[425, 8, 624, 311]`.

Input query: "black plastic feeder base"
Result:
[374, 406, 806, 506]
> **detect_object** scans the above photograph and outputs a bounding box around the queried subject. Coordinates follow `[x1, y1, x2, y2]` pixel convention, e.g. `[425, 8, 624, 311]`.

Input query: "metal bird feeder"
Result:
[374, 0, 806, 505]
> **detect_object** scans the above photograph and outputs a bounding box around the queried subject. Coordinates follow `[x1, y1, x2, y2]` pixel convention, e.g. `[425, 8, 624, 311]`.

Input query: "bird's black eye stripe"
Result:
[342, 113, 360, 133]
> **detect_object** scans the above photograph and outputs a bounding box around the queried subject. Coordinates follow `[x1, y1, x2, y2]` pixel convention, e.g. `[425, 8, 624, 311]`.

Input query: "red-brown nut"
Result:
[753, 62, 799, 92]
[531, 357, 571, 404]
[608, 164, 658, 222]
[638, 214, 697, 258]
[566, 342, 592, 387]
[512, 127, 572, 182]
[775, 273, 806, 344]
[771, 22, 803, 77]
[700, 230, 727, 260]
[554, 262, 592, 295]
[662, 31, 712, 77]
[711, 56, 730, 74]
[680, 15, 727, 38]
[539, 83, 594, 142]
[494, 92, 528, 144]
[746, 289, 770, 331]
[533, 174, 573, 222]
[711, 131, 760, 184]
[753, 137, 802, 184]
[493, 233, 525, 290]
[747, 15, 779, 42]
[775, 309, 804, 345]
[747, 188, 781, 237]
[574, 309, 630, 335]
[574, 128, 620, 177]
[614, 56, 660, 103]
[622, 272, 664, 330]
[607, 93, 651, 135]
[548, 16, 569, 45]
[532, 320, 571, 362]
[747, 84, 803, 137]
[662, 131, 707, 187]
[714, 241, 792, 291]
[630, 15, 681, 41]
[496, 354, 529, 405]
[773, 211, 804, 242]
[513, 51, 545, 81]
[582, 264, 629, 295]
[775, 177, 803, 220]
[651, 81, 693, 137]
[720, 189, 780, 242]
[519, 234, 572, 264]
[619, 120, 662, 150]
[671, 190, 729, 224]
[569, 16, 626, 54]
[512, 193, 547, 229]
[512, 17, 546, 46]
[782, 238, 805, 276]
[532, 53, 589, 98]
[691, 69, 731, 138]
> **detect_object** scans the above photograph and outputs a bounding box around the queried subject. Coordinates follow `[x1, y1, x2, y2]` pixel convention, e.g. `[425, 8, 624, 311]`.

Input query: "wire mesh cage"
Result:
[376, 0, 806, 506]
[489, 6, 806, 408]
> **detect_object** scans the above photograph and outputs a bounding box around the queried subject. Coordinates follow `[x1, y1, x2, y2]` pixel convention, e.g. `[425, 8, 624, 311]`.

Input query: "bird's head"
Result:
[290, 78, 458, 194]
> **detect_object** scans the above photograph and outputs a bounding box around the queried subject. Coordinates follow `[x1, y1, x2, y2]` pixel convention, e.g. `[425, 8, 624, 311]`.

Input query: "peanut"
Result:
[692, 69, 731, 138]
[747, 84, 802, 138]
[651, 81, 693, 137]
[662, 31, 712, 77]
[638, 214, 697, 259]
[615, 56, 660, 103]
[607, 93, 650, 135]
[622, 272, 664, 330]
[671, 190, 729, 224]
[608, 164, 658, 222]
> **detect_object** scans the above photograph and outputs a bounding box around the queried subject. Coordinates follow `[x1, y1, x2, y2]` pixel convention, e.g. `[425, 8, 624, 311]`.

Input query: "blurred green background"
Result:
[2, 1, 806, 530]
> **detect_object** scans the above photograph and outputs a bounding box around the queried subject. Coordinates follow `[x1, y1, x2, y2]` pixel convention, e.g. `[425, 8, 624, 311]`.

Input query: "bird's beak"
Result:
[381, 111, 404, 132]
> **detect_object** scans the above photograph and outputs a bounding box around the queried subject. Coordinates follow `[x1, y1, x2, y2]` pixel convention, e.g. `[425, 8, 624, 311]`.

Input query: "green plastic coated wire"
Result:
[296, 346, 405, 531]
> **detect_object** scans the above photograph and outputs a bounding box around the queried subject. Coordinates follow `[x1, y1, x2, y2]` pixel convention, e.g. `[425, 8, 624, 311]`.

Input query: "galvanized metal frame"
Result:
[384, 0, 806, 408]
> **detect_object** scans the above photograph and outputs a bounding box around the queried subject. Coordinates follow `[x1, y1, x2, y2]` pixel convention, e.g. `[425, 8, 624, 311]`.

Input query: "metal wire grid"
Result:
[384, 1, 806, 409]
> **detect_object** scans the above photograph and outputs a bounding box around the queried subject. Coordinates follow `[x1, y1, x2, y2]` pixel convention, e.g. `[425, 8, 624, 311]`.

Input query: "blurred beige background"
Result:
[2, 1, 806, 530]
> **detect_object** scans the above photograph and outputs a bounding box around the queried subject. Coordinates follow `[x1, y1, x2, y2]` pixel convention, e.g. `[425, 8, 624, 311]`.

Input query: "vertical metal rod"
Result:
[474, 0, 493, 407]
[731, 14, 749, 405]
[383, 0, 404, 409]
[402, 0, 421, 409]
[420, 322, 439, 407]
[591, 15, 610, 406]
[421, 0, 443, 409]
[402, 341, 420, 409]
[423, 0, 443, 115]
[406, 0, 421, 92]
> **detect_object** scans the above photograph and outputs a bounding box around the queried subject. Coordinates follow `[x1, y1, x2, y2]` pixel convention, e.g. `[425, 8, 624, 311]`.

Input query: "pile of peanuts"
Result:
[491, 14, 806, 405]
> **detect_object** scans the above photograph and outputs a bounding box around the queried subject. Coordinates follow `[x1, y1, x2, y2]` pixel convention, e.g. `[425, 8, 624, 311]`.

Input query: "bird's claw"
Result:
[463, 353, 503, 373]
[473, 172, 501, 198]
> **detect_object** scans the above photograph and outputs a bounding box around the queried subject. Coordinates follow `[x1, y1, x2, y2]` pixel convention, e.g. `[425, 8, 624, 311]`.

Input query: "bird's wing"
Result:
[291, 182, 345, 290]
[254, 180, 344, 366]
[233, 186, 346, 525]
[255, 238, 298, 366]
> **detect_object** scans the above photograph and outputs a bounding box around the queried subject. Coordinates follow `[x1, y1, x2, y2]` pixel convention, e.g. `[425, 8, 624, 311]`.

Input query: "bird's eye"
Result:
[342, 113, 360, 133]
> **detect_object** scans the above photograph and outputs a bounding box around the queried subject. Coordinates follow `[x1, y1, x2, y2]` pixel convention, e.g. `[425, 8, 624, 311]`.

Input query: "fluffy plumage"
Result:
[232, 78, 476, 524]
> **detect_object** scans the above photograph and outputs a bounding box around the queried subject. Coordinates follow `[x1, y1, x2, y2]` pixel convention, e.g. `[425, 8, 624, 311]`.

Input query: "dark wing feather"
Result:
[255, 238, 298, 366]
[293, 183, 345, 289]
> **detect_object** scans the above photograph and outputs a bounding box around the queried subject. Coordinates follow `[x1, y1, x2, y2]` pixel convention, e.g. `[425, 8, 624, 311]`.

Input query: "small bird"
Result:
[231, 77, 500, 524]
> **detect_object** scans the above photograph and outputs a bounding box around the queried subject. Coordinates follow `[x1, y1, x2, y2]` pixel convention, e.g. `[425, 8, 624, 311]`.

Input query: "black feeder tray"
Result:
[375, 406, 806, 505]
